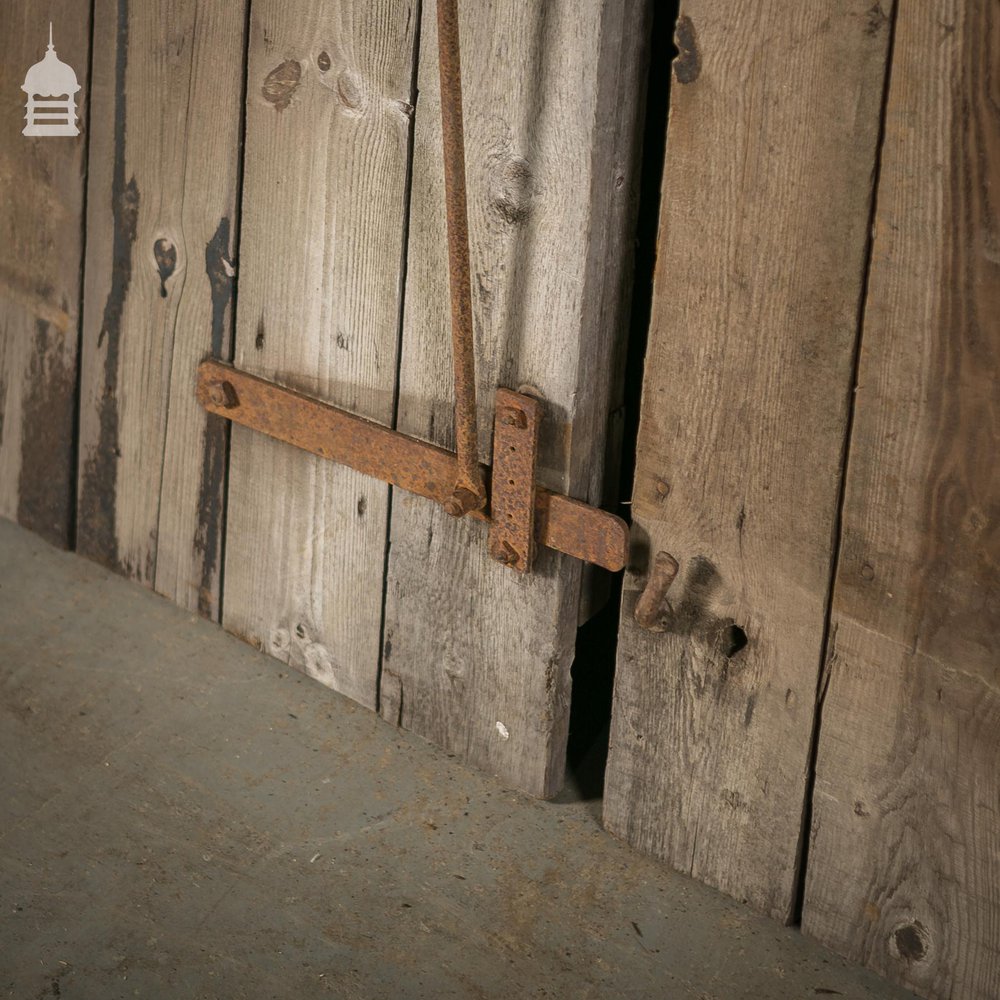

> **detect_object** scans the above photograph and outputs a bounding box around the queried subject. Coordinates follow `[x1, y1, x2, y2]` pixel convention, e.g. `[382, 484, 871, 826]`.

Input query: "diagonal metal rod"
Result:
[436, 0, 487, 516]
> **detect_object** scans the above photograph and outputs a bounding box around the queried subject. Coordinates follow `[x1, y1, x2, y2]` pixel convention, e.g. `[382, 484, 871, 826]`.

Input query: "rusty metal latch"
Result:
[196, 2, 628, 575]
[198, 363, 627, 572]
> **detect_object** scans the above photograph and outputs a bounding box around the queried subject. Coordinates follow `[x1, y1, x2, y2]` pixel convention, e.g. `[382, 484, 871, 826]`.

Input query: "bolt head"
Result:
[207, 380, 239, 409]
[499, 407, 527, 429]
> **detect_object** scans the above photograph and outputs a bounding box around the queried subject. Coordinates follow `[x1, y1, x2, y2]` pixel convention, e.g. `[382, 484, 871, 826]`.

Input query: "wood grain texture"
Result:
[222, 0, 418, 710]
[0, 2, 90, 547]
[380, 0, 651, 797]
[803, 3, 1000, 997]
[77, 0, 247, 617]
[603, 0, 894, 919]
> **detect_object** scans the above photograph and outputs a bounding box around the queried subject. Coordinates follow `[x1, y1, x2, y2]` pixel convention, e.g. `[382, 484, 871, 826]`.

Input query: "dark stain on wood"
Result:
[194, 412, 226, 620]
[153, 238, 177, 297]
[78, 0, 136, 572]
[16, 320, 75, 547]
[866, 3, 889, 36]
[631, 554, 750, 667]
[262, 59, 301, 111]
[673, 16, 701, 84]
[255, 316, 265, 350]
[193, 216, 235, 619]
[205, 217, 233, 356]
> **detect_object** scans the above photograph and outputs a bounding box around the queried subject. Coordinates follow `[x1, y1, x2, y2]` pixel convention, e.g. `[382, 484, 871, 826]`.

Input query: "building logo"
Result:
[22, 24, 81, 137]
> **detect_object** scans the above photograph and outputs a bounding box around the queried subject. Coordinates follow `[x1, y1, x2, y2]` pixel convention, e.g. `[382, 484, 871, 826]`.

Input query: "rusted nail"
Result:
[208, 380, 239, 409]
[634, 551, 679, 632]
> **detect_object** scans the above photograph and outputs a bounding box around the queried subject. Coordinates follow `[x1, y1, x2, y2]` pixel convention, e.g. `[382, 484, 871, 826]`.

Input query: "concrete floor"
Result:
[0, 519, 914, 1000]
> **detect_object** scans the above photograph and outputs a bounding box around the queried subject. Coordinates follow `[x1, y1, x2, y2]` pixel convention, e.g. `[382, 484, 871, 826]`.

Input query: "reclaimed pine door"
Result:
[605, 3, 1000, 999]
[215, 0, 653, 798]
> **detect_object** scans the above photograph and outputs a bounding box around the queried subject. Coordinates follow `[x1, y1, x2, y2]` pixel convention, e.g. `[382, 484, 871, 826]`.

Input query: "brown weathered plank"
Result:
[0, 4, 90, 547]
[379, 0, 651, 797]
[222, 1, 419, 710]
[603, 1, 894, 919]
[802, 3, 1000, 997]
[76, 0, 247, 618]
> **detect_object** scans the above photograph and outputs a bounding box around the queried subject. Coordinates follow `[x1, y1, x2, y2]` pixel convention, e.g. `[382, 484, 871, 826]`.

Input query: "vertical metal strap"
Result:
[488, 390, 542, 572]
[436, 0, 487, 516]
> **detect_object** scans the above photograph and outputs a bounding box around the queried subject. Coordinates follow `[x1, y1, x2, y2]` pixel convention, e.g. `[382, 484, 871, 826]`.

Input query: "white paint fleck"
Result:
[496, 721, 510, 740]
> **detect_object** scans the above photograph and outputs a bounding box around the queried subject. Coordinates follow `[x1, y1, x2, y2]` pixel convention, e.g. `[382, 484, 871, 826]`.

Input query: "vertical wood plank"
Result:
[222, 1, 418, 710]
[0, 3, 91, 547]
[602, 0, 894, 919]
[77, 0, 247, 617]
[380, 0, 651, 797]
[803, 3, 1000, 997]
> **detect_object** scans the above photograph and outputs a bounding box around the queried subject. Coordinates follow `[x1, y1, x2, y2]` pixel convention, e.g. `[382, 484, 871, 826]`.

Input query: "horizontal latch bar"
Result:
[197, 360, 628, 572]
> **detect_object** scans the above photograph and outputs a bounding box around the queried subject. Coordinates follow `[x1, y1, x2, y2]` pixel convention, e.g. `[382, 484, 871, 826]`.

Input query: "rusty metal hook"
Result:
[634, 551, 679, 631]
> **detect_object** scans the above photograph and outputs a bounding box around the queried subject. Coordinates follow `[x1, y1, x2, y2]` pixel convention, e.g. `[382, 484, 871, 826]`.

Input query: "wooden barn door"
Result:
[221, 0, 651, 798]
[604, 3, 1000, 997]
[602, 0, 895, 921]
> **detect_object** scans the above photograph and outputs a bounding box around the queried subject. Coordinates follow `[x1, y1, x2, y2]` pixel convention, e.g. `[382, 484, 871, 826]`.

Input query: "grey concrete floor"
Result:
[0, 519, 914, 1000]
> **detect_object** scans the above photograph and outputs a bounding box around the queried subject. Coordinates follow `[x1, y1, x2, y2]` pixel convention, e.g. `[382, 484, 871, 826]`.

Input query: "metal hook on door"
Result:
[634, 551, 679, 631]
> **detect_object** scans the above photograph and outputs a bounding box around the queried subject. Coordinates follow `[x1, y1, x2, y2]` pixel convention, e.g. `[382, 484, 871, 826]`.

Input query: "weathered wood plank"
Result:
[0, 3, 91, 547]
[603, 1, 893, 919]
[379, 0, 651, 797]
[222, 1, 418, 710]
[77, 0, 247, 617]
[802, 3, 1000, 997]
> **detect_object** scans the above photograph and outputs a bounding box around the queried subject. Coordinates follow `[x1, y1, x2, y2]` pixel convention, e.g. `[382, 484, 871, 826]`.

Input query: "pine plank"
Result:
[76, 0, 247, 617]
[379, 0, 651, 797]
[221, 1, 419, 710]
[602, 0, 894, 918]
[802, 3, 1000, 997]
[0, 2, 90, 547]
